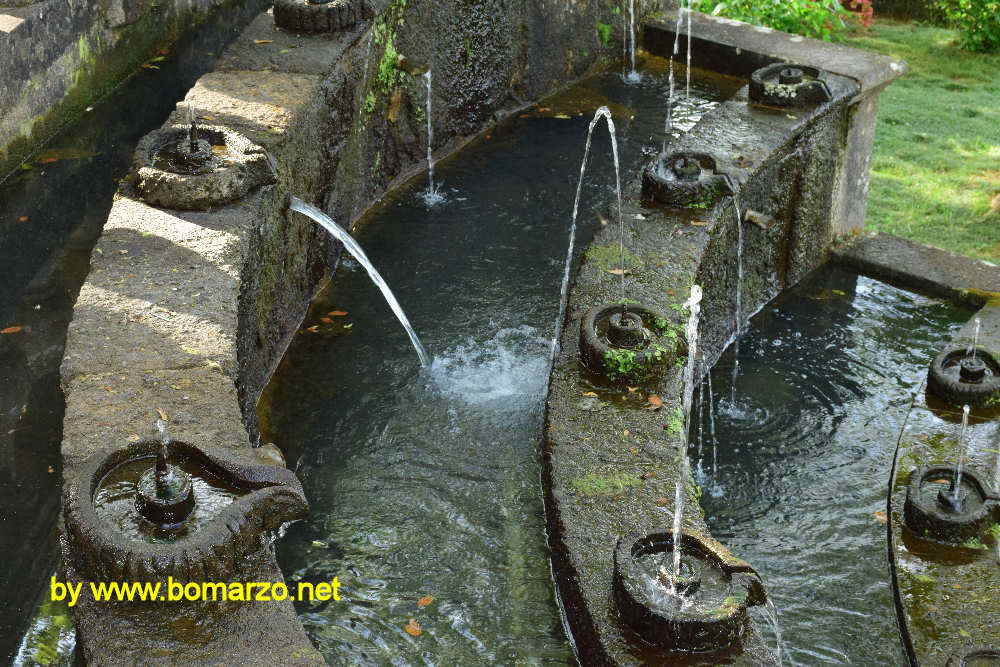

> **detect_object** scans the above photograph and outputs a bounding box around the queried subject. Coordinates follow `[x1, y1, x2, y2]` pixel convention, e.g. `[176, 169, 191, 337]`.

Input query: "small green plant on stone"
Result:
[604, 348, 639, 379]
[570, 472, 640, 496]
[712, 595, 742, 617]
[667, 407, 684, 435]
[962, 536, 988, 550]
[597, 21, 613, 46]
[989, 523, 1000, 541]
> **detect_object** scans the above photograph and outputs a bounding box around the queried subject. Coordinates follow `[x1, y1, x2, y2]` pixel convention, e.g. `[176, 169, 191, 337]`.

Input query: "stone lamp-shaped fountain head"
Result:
[641, 151, 735, 209]
[147, 105, 216, 176]
[135, 420, 196, 529]
[748, 63, 833, 108]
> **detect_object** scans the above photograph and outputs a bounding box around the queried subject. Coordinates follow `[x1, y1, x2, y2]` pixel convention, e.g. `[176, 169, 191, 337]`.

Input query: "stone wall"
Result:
[57, 0, 661, 662]
[0, 0, 260, 181]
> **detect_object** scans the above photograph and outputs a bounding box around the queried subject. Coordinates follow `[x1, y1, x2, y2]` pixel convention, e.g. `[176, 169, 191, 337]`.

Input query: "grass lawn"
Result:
[843, 20, 1000, 261]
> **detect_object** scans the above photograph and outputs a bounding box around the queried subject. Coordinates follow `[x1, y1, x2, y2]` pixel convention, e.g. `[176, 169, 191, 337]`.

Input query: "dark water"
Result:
[692, 265, 972, 665]
[267, 63, 738, 664]
[0, 3, 264, 661]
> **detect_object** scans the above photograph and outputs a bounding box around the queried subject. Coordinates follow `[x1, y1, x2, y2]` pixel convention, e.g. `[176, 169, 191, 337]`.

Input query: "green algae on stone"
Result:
[569, 472, 641, 497]
[584, 243, 643, 272]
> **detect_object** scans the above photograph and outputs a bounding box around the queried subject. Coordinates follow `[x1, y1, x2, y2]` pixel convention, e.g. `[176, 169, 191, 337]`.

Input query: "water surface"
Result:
[268, 63, 738, 664]
[693, 265, 972, 665]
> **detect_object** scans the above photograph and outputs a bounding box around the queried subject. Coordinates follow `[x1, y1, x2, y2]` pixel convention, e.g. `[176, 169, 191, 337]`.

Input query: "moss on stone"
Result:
[569, 472, 641, 496]
[584, 243, 643, 271]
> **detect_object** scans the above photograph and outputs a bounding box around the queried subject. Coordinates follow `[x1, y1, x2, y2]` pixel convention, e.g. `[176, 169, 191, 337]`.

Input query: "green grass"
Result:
[843, 20, 1000, 261]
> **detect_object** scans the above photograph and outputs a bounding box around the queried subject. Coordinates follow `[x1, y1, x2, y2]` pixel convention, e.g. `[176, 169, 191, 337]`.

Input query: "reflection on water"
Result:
[694, 265, 971, 665]
[267, 64, 738, 664]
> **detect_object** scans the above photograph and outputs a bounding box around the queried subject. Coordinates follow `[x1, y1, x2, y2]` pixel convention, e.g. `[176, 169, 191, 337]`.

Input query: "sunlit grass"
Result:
[844, 20, 1000, 261]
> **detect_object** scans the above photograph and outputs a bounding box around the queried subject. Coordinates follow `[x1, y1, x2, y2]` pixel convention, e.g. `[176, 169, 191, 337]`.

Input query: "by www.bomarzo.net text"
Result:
[50, 576, 341, 607]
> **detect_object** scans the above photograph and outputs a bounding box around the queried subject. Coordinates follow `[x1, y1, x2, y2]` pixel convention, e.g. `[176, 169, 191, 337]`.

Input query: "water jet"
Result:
[928, 345, 1000, 406]
[612, 529, 767, 654]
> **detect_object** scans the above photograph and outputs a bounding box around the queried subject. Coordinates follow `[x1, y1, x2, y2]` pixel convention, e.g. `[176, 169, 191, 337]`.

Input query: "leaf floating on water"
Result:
[306, 325, 319, 333]
[47, 466, 55, 473]
[310, 540, 327, 548]
[873, 510, 887, 524]
[581, 391, 598, 397]
[254, 39, 274, 44]
[832, 289, 846, 296]
[35, 147, 98, 163]
[328, 310, 348, 317]
[417, 595, 433, 607]
[404, 619, 422, 636]
[16, 216, 28, 223]
[1, 326, 23, 334]
[554, 113, 571, 119]
[320, 317, 333, 324]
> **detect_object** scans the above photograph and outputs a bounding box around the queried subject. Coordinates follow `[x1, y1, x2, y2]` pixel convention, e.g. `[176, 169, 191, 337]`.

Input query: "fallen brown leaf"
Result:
[47, 466, 55, 473]
[581, 391, 598, 397]
[320, 317, 333, 324]
[254, 39, 273, 44]
[328, 310, 348, 317]
[156, 408, 169, 421]
[1, 326, 23, 334]
[690, 219, 710, 226]
[646, 395, 664, 410]
[417, 595, 433, 608]
[606, 268, 630, 276]
[655, 497, 670, 506]
[626, 386, 639, 393]
[404, 619, 422, 637]
[16, 216, 27, 223]
[873, 510, 887, 525]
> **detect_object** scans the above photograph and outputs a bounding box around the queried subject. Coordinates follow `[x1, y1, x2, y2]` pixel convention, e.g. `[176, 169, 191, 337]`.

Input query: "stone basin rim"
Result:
[63, 439, 308, 583]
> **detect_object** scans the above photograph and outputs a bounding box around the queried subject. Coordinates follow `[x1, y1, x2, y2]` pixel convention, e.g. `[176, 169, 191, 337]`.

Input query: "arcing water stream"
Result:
[288, 197, 429, 367]
[266, 64, 732, 664]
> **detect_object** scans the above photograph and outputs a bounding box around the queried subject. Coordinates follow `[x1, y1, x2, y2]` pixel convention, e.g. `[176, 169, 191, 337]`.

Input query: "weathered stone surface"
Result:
[645, 12, 906, 96]
[546, 21, 898, 663]
[833, 232, 1000, 306]
[60, 0, 644, 662]
[643, 14, 904, 236]
[57, 10, 354, 663]
[888, 301, 1000, 665]
[0, 0, 270, 181]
